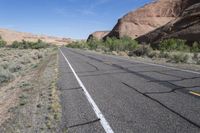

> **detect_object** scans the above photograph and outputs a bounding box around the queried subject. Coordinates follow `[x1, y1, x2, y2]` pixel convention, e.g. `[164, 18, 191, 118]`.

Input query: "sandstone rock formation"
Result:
[136, 1, 200, 45]
[104, 0, 198, 39]
[87, 31, 109, 41]
[0, 28, 72, 45]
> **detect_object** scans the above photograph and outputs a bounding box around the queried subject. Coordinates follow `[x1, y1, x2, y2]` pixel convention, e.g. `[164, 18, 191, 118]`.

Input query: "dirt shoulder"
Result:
[0, 48, 61, 133]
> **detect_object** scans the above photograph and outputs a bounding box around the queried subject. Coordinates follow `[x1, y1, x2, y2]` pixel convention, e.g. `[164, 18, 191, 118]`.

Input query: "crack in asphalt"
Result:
[69, 49, 200, 92]
[67, 119, 101, 129]
[121, 82, 200, 129]
[68, 49, 200, 128]
[144, 91, 176, 95]
[60, 87, 82, 91]
[148, 76, 200, 82]
[80, 71, 128, 78]
[86, 61, 100, 71]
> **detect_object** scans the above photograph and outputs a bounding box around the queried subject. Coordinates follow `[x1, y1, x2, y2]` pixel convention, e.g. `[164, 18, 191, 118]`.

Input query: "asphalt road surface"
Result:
[58, 47, 200, 133]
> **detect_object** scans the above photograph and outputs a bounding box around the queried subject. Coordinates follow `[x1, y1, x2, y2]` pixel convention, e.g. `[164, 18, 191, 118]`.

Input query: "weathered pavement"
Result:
[58, 47, 200, 133]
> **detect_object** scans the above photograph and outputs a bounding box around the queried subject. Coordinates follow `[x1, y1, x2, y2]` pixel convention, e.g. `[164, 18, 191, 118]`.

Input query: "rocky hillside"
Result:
[104, 0, 198, 39]
[0, 28, 72, 45]
[87, 31, 109, 41]
[137, 1, 200, 45]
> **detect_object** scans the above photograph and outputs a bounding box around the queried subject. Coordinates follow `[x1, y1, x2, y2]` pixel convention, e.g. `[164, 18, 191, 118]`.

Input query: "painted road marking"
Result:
[60, 49, 114, 133]
[189, 91, 200, 97]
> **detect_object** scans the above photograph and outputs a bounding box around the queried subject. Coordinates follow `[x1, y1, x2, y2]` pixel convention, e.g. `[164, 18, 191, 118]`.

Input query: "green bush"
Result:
[67, 37, 139, 52]
[104, 36, 138, 51]
[0, 36, 7, 47]
[11, 39, 49, 49]
[87, 38, 99, 50]
[159, 39, 190, 52]
[31, 39, 49, 49]
[191, 42, 200, 52]
[66, 41, 89, 49]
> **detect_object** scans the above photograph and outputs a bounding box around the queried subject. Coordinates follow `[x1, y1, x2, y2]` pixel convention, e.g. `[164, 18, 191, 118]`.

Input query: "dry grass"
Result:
[0, 48, 53, 85]
[0, 47, 61, 133]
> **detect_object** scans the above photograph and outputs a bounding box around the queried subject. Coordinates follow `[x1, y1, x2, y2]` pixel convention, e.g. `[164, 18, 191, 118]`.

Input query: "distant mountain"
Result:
[137, 1, 200, 45]
[0, 28, 73, 45]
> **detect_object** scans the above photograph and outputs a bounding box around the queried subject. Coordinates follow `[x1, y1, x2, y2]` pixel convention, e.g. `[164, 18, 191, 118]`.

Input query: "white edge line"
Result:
[60, 49, 114, 133]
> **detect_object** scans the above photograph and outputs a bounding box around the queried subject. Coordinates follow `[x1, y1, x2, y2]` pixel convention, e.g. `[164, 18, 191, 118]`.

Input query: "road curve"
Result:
[58, 47, 200, 133]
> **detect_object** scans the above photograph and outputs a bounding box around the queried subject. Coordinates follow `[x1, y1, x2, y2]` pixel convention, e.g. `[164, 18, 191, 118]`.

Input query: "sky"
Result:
[0, 0, 152, 39]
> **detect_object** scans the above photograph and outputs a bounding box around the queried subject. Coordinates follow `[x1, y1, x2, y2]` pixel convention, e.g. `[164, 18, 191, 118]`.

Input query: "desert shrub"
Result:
[193, 53, 200, 64]
[0, 36, 7, 47]
[87, 38, 99, 50]
[32, 39, 49, 49]
[11, 41, 21, 48]
[19, 56, 32, 65]
[0, 40, 6, 47]
[1, 61, 9, 69]
[117, 36, 138, 51]
[103, 37, 115, 51]
[159, 51, 171, 59]
[159, 39, 190, 52]
[191, 42, 200, 52]
[67, 41, 88, 49]
[11, 39, 49, 49]
[170, 53, 189, 63]
[148, 51, 160, 59]
[31, 51, 43, 60]
[8, 62, 22, 73]
[132, 45, 152, 57]
[0, 66, 13, 83]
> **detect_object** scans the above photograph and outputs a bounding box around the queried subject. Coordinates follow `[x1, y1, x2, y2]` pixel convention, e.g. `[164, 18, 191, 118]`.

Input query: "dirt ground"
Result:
[0, 48, 61, 133]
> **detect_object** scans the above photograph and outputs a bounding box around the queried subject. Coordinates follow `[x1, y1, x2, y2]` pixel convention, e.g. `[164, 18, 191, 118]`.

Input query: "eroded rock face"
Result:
[105, 0, 198, 39]
[87, 31, 110, 41]
[0, 28, 72, 45]
[136, 2, 200, 45]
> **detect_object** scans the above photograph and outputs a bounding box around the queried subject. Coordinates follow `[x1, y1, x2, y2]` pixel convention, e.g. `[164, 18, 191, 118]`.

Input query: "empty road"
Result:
[58, 47, 200, 133]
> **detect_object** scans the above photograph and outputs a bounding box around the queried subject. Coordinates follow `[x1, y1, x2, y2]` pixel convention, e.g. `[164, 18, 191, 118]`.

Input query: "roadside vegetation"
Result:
[0, 36, 56, 84]
[66, 37, 200, 65]
[0, 36, 7, 47]
[0, 48, 51, 84]
[0, 36, 61, 132]
[11, 39, 50, 49]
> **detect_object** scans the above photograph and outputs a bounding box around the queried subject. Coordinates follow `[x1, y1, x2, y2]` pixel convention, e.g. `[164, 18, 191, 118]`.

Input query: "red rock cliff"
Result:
[105, 0, 197, 39]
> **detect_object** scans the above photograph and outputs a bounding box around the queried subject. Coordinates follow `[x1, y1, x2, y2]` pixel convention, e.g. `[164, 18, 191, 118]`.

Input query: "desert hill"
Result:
[0, 28, 72, 45]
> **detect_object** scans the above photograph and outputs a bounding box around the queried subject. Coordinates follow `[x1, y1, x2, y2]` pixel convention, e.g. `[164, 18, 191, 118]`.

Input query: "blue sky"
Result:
[0, 0, 152, 39]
